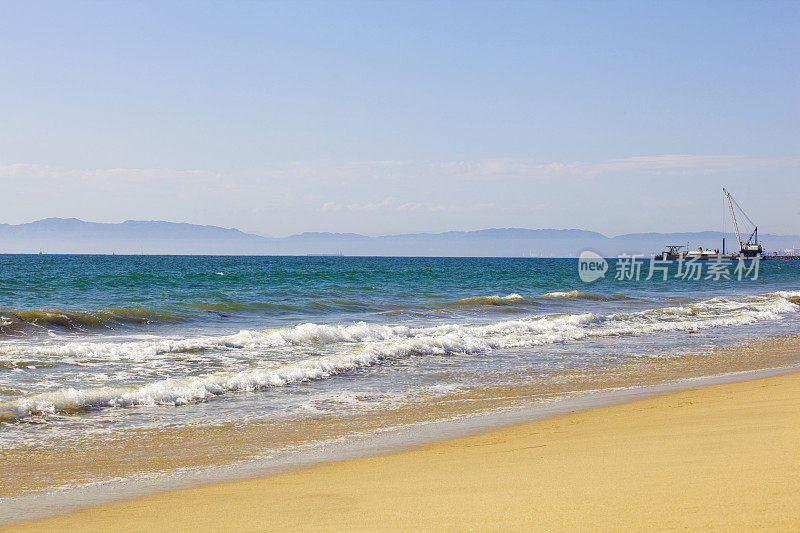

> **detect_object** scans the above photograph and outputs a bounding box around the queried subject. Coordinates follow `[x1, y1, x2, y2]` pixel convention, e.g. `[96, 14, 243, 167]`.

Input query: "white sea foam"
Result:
[541, 290, 584, 298]
[0, 323, 416, 361]
[0, 348, 388, 420]
[0, 291, 798, 420]
[540, 290, 609, 300]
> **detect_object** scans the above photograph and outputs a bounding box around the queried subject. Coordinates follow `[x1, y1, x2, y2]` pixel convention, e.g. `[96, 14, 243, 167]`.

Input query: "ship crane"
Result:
[723, 187, 762, 258]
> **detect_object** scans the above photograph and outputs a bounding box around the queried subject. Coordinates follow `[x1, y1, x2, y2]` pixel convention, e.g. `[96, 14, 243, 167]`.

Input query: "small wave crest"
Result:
[192, 298, 380, 315]
[446, 294, 527, 308]
[0, 307, 186, 336]
[541, 290, 630, 301]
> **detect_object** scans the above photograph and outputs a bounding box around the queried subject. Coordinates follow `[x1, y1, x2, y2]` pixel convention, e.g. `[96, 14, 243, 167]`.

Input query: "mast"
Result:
[723, 188, 744, 250]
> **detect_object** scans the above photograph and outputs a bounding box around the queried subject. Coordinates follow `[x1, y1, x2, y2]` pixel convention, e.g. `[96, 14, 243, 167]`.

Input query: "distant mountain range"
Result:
[1, 218, 798, 257]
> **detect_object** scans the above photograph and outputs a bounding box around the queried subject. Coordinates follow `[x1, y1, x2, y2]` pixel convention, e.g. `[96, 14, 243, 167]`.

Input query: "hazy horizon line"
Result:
[2, 216, 799, 240]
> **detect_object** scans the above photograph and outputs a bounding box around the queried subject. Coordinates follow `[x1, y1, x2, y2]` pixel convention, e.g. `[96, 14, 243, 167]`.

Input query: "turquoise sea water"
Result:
[0, 255, 798, 445]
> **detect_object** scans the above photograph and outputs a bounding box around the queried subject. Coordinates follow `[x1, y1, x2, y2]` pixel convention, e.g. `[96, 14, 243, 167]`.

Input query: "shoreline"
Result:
[4, 334, 800, 505]
[2, 358, 800, 528]
[5, 366, 800, 530]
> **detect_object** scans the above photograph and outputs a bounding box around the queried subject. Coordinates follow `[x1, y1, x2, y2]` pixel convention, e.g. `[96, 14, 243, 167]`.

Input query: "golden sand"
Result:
[6, 370, 800, 531]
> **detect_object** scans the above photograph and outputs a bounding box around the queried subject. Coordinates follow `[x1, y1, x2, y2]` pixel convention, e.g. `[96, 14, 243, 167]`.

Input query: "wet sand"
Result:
[5, 366, 800, 531]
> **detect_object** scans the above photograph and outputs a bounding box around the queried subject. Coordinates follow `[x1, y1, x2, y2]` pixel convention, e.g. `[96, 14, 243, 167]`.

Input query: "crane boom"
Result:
[723, 187, 762, 257]
[723, 188, 743, 250]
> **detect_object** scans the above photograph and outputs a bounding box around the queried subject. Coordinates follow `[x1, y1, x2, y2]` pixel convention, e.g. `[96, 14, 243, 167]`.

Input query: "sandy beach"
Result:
[6, 369, 799, 531]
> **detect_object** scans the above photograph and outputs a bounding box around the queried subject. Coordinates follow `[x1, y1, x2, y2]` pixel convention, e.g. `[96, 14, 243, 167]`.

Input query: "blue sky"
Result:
[1, 0, 798, 236]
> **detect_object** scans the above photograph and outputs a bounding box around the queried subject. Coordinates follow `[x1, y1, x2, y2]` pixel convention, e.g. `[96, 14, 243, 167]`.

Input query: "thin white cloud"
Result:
[320, 201, 342, 212]
[278, 154, 800, 182]
[318, 197, 489, 214]
[1, 155, 796, 234]
[347, 197, 396, 212]
[577, 154, 800, 176]
[2, 154, 796, 187]
[434, 154, 800, 180]
[0, 163, 218, 182]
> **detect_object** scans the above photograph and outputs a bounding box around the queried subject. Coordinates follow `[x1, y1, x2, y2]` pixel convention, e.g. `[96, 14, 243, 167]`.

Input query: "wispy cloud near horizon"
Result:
[3, 153, 796, 184]
[2, 153, 798, 236]
[320, 196, 467, 214]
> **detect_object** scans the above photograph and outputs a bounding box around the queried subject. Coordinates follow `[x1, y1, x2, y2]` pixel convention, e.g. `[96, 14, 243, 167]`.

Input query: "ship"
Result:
[658, 188, 763, 260]
[658, 244, 724, 261]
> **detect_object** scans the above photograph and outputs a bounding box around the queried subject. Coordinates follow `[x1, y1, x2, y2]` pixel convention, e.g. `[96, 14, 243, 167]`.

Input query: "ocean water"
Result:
[1, 255, 799, 448]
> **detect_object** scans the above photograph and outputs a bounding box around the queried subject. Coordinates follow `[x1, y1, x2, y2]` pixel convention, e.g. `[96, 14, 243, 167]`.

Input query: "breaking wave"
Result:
[0, 290, 798, 421]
